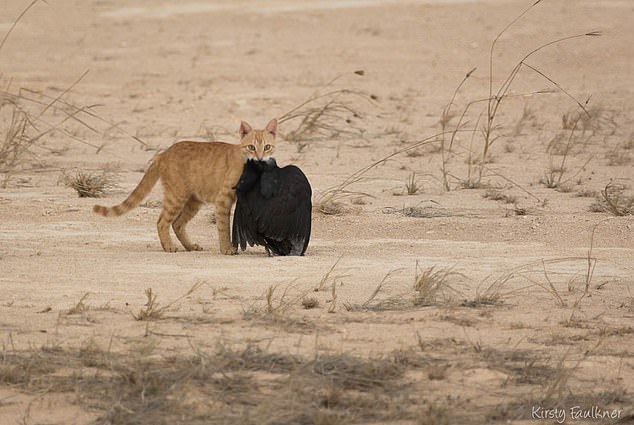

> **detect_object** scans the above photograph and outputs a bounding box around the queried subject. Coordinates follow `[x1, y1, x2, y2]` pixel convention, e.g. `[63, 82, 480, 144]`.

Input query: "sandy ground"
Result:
[0, 0, 633, 424]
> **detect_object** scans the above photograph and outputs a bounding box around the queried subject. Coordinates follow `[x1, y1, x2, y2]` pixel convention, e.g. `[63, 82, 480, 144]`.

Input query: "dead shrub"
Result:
[59, 168, 118, 198]
[483, 189, 517, 204]
[413, 264, 463, 306]
[590, 182, 633, 216]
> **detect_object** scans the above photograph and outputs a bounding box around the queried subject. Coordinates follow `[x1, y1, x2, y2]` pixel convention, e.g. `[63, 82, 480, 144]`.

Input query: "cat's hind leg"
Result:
[172, 195, 204, 251]
[157, 194, 187, 253]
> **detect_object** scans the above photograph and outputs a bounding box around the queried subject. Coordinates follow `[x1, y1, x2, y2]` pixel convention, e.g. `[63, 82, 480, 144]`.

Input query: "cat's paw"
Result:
[220, 246, 235, 255]
[187, 243, 203, 251]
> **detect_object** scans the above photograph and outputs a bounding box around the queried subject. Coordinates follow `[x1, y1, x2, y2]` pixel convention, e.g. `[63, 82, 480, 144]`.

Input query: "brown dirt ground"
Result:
[0, 0, 633, 424]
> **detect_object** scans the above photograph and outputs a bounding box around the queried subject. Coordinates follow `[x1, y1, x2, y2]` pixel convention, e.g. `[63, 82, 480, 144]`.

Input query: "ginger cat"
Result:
[93, 118, 278, 254]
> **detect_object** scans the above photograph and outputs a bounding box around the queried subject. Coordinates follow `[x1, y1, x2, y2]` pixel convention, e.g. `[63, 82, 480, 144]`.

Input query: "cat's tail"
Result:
[93, 156, 161, 217]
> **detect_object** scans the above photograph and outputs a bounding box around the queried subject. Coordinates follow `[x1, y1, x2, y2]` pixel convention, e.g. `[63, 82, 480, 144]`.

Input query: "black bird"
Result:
[232, 158, 312, 256]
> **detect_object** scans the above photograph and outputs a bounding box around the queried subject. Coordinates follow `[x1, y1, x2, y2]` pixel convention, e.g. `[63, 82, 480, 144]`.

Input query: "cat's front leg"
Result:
[214, 193, 235, 255]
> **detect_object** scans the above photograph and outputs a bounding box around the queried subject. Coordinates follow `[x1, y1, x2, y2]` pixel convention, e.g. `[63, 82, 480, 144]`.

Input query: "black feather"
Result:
[232, 158, 312, 256]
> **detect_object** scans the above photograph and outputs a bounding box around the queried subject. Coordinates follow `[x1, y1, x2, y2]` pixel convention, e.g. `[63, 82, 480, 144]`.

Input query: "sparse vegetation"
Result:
[405, 171, 419, 195]
[314, 134, 439, 214]
[0, 97, 34, 174]
[2, 333, 627, 425]
[413, 263, 463, 306]
[562, 105, 617, 136]
[591, 182, 634, 216]
[382, 202, 453, 219]
[314, 256, 347, 292]
[483, 189, 517, 205]
[66, 292, 91, 315]
[131, 282, 205, 321]
[430, 2, 599, 193]
[512, 104, 538, 137]
[243, 282, 316, 331]
[131, 287, 163, 321]
[278, 72, 375, 144]
[0, 342, 423, 425]
[59, 168, 118, 198]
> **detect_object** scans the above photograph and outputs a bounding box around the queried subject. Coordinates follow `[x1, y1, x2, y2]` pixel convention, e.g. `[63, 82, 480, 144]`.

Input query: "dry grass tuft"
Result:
[562, 105, 617, 135]
[0, 0, 148, 179]
[59, 168, 118, 197]
[132, 287, 163, 321]
[132, 282, 205, 321]
[405, 172, 420, 195]
[1, 82, 147, 182]
[344, 269, 406, 311]
[413, 263, 463, 306]
[433, 1, 598, 195]
[315, 198, 348, 215]
[512, 104, 538, 137]
[278, 72, 375, 144]
[0, 341, 425, 425]
[264, 283, 302, 315]
[243, 282, 317, 331]
[313, 178, 372, 215]
[66, 292, 90, 315]
[403, 205, 450, 218]
[590, 182, 633, 216]
[343, 263, 490, 312]
[314, 256, 347, 292]
[576, 188, 599, 198]
[382, 202, 454, 219]
[0, 97, 35, 174]
[540, 119, 591, 190]
[483, 189, 517, 204]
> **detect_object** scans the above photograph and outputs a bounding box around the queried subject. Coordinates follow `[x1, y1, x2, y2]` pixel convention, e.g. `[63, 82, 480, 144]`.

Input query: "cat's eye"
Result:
[247, 145, 256, 151]
[264, 144, 271, 151]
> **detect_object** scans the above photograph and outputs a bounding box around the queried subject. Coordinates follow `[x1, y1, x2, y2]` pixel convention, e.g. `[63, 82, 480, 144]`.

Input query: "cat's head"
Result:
[239, 118, 277, 161]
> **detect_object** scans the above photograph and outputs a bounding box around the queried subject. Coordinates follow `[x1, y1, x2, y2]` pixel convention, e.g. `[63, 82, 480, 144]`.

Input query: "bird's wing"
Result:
[232, 193, 261, 251]
[252, 166, 312, 250]
[232, 160, 269, 251]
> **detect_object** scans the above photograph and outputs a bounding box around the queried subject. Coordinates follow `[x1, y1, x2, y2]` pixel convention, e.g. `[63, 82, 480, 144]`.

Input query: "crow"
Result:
[232, 158, 312, 256]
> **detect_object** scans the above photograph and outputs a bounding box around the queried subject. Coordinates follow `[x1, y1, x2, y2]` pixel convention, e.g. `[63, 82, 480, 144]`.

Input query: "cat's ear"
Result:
[265, 118, 277, 137]
[239, 121, 252, 139]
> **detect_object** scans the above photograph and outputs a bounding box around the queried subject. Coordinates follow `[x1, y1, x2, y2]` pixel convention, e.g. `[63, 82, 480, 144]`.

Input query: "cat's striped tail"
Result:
[93, 156, 161, 217]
